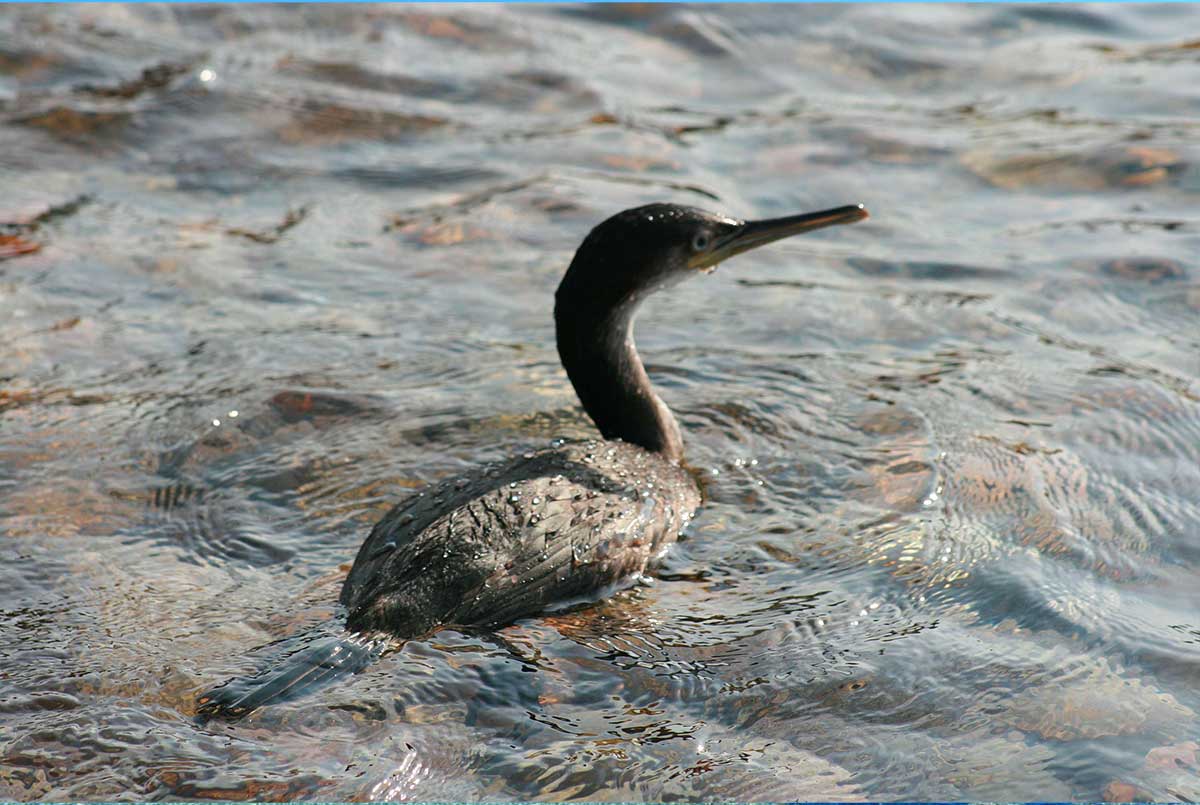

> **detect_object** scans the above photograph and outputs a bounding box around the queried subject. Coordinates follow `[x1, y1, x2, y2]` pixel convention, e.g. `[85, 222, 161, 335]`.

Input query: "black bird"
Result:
[196, 201, 869, 718]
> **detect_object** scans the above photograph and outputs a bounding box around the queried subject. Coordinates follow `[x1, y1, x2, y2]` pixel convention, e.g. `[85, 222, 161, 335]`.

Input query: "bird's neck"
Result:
[554, 297, 684, 463]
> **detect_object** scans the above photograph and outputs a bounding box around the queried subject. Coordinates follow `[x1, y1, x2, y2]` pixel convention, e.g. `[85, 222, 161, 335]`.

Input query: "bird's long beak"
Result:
[692, 203, 869, 270]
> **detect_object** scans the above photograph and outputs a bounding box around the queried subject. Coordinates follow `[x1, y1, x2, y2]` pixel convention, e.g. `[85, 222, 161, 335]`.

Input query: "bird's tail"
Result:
[196, 630, 390, 720]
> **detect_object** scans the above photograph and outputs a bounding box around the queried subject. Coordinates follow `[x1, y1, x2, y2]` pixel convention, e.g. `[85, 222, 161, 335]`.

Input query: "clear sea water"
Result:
[1, 3, 1198, 801]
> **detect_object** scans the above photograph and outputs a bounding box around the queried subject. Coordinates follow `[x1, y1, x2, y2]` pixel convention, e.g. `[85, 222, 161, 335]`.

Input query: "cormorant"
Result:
[196, 201, 869, 718]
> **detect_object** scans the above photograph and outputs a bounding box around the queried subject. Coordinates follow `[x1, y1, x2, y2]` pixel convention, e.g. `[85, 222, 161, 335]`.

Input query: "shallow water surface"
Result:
[2, 3, 1199, 801]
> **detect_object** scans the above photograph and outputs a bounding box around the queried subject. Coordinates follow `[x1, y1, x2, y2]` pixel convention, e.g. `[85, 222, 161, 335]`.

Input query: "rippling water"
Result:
[2, 3, 1198, 801]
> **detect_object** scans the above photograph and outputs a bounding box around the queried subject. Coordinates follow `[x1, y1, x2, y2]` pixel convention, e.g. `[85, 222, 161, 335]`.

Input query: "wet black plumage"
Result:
[196, 201, 867, 718]
[341, 439, 698, 635]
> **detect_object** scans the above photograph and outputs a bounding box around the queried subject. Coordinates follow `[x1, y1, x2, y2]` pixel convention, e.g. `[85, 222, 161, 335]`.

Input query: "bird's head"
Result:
[557, 201, 869, 314]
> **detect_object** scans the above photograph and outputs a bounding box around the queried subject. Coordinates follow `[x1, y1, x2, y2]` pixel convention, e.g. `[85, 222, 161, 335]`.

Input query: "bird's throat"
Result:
[554, 300, 684, 463]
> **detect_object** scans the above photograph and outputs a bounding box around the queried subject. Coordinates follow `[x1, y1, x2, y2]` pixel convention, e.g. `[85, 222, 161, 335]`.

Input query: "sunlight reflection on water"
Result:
[1, 3, 1198, 801]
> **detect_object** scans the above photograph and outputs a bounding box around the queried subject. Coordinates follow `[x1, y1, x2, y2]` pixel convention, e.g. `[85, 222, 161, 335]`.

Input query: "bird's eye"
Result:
[691, 232, 711, 251]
